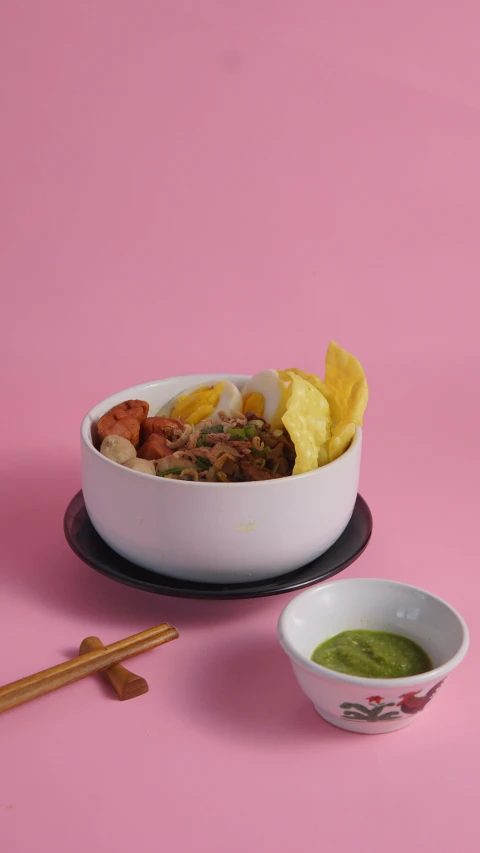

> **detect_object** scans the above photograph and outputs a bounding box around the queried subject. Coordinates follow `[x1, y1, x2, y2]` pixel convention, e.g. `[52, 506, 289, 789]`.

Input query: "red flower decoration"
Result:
[367, 696, 384, 705]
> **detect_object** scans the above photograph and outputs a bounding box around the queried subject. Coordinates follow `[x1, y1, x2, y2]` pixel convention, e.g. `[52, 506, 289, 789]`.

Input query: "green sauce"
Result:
[311, 630, 433, 679]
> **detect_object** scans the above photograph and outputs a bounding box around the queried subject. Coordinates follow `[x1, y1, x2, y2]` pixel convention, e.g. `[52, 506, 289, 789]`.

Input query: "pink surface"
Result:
[1, 2, 478, 850]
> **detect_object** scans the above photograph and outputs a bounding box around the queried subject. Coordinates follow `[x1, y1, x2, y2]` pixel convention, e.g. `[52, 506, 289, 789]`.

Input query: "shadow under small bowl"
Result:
[278, 578, 469, 734]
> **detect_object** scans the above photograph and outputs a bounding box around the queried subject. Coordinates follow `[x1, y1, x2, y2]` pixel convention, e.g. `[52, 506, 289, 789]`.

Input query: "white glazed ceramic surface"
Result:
[278, 578, 469, 734]
[80, 375, 362, 583]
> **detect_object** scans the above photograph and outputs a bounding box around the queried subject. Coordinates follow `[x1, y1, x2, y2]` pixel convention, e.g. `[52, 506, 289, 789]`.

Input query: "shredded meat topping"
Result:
[102, 404, 296, 482]
[149, 411, 295, 481]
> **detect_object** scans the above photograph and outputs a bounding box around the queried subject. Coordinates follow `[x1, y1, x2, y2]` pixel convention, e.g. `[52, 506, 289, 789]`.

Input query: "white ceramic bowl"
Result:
[278, 578, 469, 733]
[81, 374, 362, 583]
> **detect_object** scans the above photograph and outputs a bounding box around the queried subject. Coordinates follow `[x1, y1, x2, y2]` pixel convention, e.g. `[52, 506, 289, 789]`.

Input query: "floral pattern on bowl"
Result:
[340, 680, 445, 722]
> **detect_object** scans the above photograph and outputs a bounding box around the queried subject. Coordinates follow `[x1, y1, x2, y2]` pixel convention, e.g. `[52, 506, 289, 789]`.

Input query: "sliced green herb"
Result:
[244, 425, 258, 438]
[196, 457, 211, 471]
[252, 445, 271, 457]
[156, 468, 185, 477]
[226, 428, 248, 440]
[200, 423, 224, 434]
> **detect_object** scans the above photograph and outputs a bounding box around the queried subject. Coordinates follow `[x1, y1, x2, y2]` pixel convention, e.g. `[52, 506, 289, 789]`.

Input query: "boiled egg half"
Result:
[241, 370, 291, 430]
[160, 381, 243, 425]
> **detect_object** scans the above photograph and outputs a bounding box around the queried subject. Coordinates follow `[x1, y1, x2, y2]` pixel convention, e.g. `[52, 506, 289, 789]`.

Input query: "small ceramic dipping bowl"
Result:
[278, 578, 469, 734]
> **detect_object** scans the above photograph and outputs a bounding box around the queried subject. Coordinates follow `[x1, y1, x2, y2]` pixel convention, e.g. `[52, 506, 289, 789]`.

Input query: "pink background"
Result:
[1, 2, 478, 851]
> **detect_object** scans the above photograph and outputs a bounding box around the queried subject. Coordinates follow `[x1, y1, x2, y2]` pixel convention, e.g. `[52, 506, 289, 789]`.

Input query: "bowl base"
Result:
[64, 491, 372, 600]
[314, 706, 416, 735]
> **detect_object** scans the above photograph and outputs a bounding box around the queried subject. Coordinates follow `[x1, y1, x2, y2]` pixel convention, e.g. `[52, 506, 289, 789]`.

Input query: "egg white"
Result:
[241, 370, 290, 430]
[210, 381, 243, 419]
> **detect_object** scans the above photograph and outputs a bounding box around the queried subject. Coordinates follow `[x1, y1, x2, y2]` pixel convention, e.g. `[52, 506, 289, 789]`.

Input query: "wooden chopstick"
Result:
[0, 623, 178, 714]
[79, 636, 149, 701]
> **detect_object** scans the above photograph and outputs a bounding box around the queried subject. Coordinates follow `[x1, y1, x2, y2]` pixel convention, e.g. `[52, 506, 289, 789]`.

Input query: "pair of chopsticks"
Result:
[0, 623, 178, 714]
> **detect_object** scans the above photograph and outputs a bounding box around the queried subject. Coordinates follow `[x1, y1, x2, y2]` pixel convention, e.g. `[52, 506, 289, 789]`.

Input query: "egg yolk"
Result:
[170, 383, 224, 425]
[242, 392, 264, 417]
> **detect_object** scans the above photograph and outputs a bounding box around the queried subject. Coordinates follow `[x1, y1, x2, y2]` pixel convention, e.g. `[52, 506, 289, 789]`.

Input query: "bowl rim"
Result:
[80, 373, 362, 489]
[277, 577, 470, 688]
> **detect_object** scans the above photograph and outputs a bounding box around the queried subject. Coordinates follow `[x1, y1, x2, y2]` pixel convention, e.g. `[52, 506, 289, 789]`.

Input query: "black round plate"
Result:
[64, 492, 372, 600]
